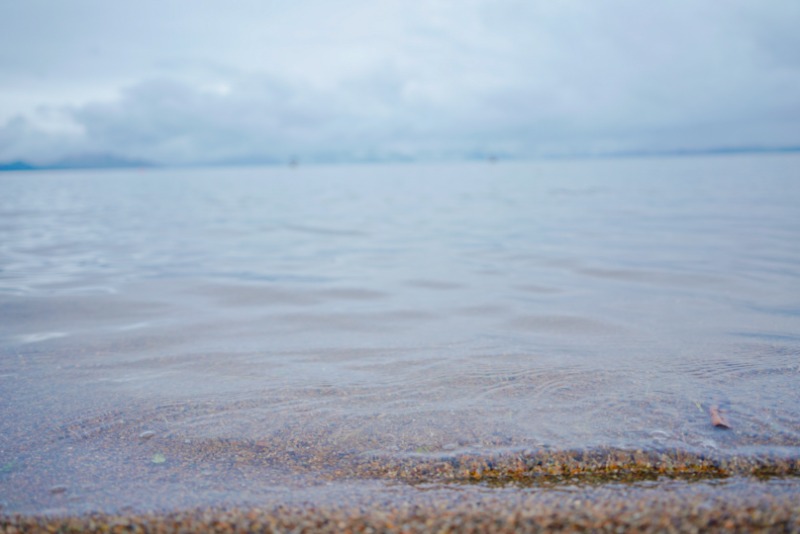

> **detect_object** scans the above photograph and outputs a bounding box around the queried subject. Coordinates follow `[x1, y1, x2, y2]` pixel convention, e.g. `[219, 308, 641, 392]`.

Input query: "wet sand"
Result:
[4, 476, 800, 533]
[3, 427, 800, 532]
[4, 407, 800, 531]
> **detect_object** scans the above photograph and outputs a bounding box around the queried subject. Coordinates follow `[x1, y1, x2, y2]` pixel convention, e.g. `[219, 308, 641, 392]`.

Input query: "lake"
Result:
[1, 154, 799, 516]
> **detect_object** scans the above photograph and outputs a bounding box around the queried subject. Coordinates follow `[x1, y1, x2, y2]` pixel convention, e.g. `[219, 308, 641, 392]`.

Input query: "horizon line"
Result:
[2, 145, 799, 173]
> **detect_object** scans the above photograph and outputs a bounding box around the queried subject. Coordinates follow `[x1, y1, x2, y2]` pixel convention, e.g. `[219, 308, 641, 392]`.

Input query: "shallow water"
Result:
[1, 154, 799, 514]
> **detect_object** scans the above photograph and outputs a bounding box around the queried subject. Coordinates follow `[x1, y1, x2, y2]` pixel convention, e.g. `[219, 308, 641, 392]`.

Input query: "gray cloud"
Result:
[1, 1, 799, 165]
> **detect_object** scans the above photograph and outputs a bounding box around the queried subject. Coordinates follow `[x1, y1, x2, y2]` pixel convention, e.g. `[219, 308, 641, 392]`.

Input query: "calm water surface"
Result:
[1, 155, 799, 513]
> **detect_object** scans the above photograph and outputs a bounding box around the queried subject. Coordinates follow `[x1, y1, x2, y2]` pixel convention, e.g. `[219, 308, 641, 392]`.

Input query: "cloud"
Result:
[68, 73, 436, 164]
[1, 1, 799, 165]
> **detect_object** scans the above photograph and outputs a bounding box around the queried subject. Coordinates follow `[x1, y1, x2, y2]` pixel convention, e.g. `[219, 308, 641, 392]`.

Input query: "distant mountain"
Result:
[47, 152, 156, 170]
[0, 153, 156, 172]
[2, 145, 799, 172]
[593, 145, 800, 159]
[0, 160, 37, 171]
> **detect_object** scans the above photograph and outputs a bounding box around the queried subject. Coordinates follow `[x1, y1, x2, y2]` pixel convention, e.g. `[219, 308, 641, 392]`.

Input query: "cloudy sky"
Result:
[1, 1, 799, 166]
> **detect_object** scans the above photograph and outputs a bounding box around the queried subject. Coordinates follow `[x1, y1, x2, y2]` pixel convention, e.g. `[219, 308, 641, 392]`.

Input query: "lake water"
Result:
[1, 154, 799, 514]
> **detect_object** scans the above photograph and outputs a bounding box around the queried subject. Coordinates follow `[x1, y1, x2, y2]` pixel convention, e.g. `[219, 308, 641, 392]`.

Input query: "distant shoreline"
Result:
[3, 146, 799, 172]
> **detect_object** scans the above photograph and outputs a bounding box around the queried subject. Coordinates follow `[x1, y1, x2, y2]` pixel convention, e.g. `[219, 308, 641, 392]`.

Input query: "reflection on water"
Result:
[1, 154, 799, 513]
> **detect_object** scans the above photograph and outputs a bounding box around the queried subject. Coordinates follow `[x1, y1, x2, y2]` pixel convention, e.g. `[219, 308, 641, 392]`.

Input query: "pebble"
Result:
[649, 430, 669, 440]
[49, 485, 67, 495]
[138, 431, 156, 440]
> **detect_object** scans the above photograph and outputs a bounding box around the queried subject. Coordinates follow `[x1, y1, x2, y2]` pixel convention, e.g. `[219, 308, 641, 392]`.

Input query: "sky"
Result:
[1, 0, 799, 166]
